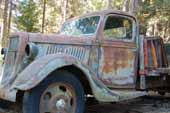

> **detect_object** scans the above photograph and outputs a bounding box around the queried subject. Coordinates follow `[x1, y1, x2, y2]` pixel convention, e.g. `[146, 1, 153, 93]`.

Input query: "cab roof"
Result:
[65, 9, 135, 22]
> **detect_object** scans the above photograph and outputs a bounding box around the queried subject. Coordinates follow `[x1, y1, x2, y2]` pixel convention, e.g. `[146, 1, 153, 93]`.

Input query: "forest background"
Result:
[0, 0, 170, 47]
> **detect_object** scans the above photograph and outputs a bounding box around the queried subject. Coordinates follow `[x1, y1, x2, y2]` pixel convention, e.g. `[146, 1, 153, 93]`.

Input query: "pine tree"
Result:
[2, 0, 9, 47]
[15, 0, 40, 32]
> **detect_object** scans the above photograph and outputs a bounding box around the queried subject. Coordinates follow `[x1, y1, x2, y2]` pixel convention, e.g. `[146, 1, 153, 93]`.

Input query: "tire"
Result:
[158, 91, 165, 96]
[23, 70, 85, 113]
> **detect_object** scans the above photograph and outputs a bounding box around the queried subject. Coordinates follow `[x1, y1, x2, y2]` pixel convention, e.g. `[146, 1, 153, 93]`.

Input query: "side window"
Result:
[104, 15, 133, 40]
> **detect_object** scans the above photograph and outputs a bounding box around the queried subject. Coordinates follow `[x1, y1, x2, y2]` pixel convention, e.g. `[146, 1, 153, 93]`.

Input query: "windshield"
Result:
[61, 16, 100, 36]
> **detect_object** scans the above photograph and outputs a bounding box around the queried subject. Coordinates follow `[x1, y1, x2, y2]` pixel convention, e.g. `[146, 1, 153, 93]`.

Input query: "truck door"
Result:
[98, 14, 137, 88]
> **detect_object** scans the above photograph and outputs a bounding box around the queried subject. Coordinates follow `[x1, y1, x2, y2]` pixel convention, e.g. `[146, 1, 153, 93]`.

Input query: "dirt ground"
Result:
[1, 94, 170, 113]
[85, 95, 170, 113]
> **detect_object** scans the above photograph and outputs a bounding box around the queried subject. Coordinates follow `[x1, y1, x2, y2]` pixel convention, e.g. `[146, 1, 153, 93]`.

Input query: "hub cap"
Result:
[39, 83, 76, 113]
[56, 99, 66, 109]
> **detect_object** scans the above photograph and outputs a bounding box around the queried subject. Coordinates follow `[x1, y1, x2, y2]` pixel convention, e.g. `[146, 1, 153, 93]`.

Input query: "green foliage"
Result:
[13, 0, 129, 33]
[137, 0, 170, 41]
[15, 0, 40, 32]
[10, 0, 170, 42]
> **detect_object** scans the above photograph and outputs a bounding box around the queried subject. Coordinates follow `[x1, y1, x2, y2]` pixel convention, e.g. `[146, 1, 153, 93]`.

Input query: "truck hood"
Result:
[27, 32, 96, 45]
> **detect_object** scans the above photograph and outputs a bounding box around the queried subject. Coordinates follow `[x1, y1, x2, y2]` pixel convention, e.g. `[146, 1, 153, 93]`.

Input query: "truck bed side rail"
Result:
[139, 36, 169, 76]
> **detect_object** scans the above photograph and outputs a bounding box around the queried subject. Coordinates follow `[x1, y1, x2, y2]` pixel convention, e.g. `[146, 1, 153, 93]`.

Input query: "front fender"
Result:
[12, 54, 89, 90]
[11, 54, 122, 102]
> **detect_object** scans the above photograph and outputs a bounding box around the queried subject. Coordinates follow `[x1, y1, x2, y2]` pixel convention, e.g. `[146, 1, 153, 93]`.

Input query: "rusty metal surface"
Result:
[1, 33, 28, 86]
[0, 32, 28, 101]
[11, 53, 146, 102]
[0, 10, 149, 102]
[96, 12, 138, 88]
[98, 41, 137, 88]
[65, 9, 136, 24]
[11, 54, 118, 102]
[29, 33, 97, 45]
[40, 83, 76, 113]
[11, 54, 90, 90]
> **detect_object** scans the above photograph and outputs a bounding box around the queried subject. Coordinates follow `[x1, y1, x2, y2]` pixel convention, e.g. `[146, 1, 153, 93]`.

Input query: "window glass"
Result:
[61, 16, 100, 36]
[104, 16, 133, 40]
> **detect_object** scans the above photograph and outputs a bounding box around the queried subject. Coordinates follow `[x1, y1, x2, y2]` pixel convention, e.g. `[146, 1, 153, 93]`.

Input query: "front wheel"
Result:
[23, 71, 85, 113]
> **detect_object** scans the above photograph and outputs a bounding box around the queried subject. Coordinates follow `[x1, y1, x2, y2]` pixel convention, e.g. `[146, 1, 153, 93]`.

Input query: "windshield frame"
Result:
[60, 15, 101, 38]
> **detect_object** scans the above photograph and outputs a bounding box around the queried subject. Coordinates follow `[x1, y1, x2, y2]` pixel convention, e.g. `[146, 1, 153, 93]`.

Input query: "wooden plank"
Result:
[151, 40, 158, 68]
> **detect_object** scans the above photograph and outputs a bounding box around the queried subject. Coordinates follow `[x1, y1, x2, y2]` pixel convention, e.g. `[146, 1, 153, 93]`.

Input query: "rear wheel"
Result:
[158, 91, 165, 96]
[23, 70, 85, 113]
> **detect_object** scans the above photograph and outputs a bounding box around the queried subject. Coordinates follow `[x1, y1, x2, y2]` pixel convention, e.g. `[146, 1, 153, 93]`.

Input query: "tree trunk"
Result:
[2, 0, 9, 47]
[7, 0, 12, 37]
[61, 0, 68, 23]
[107, 0, 113, 9]
[129, 0, 138, 14]
[163, 21, 169, 40]
[0, 0, 3, 6]
[123, 0, 129, 12]
[153, 22, 158, 36]
[42, 0, 46, 33]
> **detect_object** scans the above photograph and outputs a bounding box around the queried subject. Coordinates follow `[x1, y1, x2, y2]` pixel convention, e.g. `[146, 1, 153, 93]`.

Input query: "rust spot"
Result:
[102, 47, 134, 74]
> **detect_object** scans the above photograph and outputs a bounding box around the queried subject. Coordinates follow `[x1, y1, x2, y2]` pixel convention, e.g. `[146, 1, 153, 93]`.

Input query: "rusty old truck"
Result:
[0, 9, 170, 113]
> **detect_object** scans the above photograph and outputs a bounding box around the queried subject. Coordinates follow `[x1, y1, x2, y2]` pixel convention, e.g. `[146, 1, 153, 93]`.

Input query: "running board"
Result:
[112, 90, 147, 101]
[93, 84, 146, 102]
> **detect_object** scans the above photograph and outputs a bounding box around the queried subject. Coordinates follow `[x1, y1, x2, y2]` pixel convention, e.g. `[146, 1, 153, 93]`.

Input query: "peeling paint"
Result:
[0, 10, 169, 103]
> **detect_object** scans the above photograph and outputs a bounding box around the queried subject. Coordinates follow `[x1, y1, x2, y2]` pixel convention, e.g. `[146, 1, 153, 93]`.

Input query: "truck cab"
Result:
[0, 10, 170, 113]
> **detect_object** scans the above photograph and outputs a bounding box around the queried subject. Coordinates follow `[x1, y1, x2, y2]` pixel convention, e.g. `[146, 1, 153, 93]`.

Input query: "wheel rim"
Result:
[39, 83, 76, 113]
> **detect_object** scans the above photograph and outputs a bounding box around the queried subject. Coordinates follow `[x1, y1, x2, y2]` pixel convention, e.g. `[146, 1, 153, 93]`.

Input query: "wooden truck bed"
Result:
[138, 36, 170, 91]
